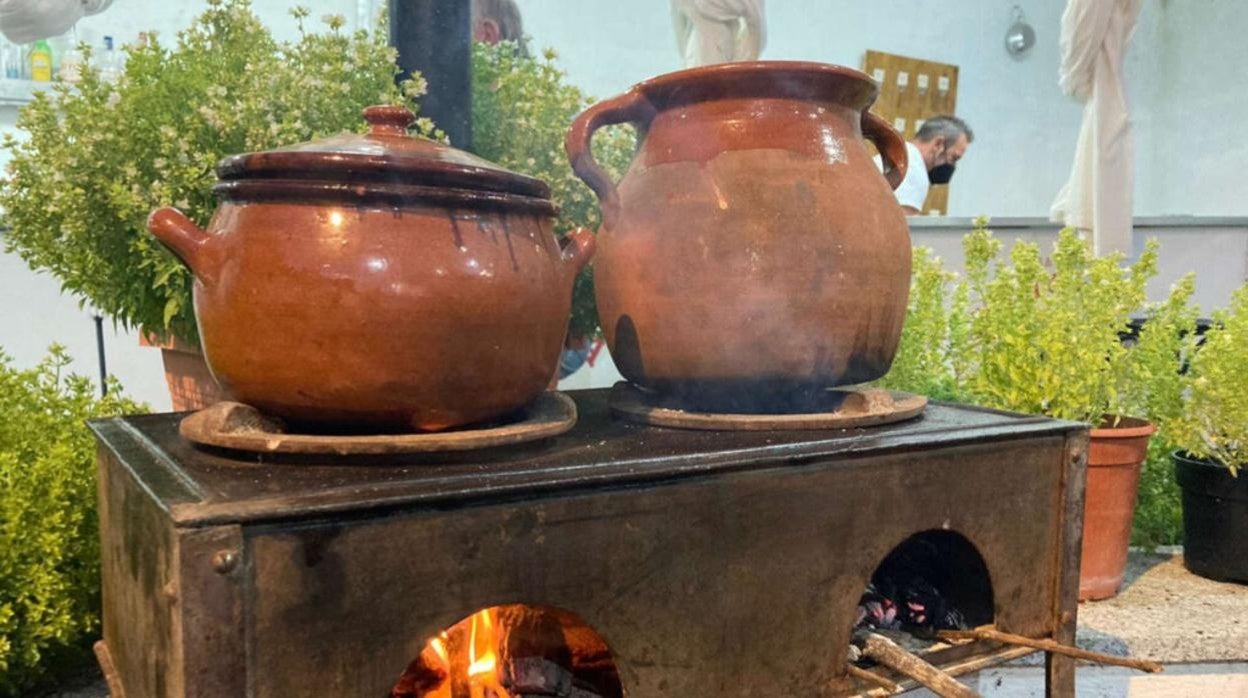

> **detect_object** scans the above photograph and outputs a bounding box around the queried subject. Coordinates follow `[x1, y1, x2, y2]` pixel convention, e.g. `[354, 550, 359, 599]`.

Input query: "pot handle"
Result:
[565, 90, 651, 228]
[862, 111, 909, 191]
[559, 228, 596, 287]
[148, 207, 215, 282]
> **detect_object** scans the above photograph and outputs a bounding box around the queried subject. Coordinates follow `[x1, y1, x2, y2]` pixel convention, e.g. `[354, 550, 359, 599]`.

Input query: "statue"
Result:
[670, 0, 766, 68]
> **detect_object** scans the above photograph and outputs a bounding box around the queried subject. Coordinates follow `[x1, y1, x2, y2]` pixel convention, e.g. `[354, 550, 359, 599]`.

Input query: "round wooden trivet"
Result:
[609, 382, 926, 431]
[179, 391, 577, 455]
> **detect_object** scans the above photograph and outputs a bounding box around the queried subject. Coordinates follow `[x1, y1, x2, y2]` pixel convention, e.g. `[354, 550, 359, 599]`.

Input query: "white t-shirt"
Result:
[875, 141, 928, 211]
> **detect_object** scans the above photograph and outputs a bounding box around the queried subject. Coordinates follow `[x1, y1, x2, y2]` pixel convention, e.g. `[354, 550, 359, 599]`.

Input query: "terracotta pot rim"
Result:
[630, 60, 878, 112]
[139, 332, 201, 354]
[1089, 415, 1156, 439]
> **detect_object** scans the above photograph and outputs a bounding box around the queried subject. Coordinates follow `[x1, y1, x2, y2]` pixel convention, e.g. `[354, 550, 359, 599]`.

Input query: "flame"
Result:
[430, 635, 449, 667]
[467, 609, 498, 678]
[466, 609, 509, 697]
[408, 610, 514, 697]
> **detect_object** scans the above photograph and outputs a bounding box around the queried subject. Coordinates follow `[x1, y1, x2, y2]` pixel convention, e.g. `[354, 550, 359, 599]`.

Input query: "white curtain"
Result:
[671, 0, 766, 68]
[1050, 0, 1143, 255]
[0, 0, 114, 43]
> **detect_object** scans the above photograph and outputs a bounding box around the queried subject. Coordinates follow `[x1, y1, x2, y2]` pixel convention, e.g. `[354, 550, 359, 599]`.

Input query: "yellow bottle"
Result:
[30, 40, 52, 82]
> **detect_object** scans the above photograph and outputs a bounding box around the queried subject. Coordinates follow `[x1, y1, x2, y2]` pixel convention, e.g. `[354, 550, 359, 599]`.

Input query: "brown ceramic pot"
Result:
[1080, 416, 1156, 601]
[148, 106, 593, 431]
[567, 61, 910, 406]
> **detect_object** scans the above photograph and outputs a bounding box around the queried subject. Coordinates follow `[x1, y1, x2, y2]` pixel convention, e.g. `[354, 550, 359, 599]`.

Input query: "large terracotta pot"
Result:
[1079, 416, 1156, 601]
[567, 61, 910, 404]
[148, 106, 594, 431]
[139, 333, 225, 411]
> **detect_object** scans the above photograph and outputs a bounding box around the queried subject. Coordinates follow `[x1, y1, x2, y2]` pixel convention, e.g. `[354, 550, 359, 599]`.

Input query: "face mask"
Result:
[928, 163, 956, 185]
[928, 141, 957, 184]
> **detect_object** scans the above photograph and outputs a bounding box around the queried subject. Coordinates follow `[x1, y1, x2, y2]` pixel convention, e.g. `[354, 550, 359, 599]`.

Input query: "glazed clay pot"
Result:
[148, 106, 593, 431]
[567, 61, 910, 405]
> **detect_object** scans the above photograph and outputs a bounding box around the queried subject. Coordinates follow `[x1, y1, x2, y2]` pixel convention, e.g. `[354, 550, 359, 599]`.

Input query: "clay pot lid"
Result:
[214, 105, 554, 211]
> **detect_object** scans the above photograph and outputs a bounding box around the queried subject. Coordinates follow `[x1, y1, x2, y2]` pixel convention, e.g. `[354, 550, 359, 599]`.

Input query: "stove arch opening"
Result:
[390, 603, 624, 698]
[855, 529, 995, 637]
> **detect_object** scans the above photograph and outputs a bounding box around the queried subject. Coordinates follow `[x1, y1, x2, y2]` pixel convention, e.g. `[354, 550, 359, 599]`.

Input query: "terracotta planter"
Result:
[1174, 451, 1248, 583]
[139, 334, 225, 412]
[567, 61, 910, 406]
[1080, 416, 1156, 601]
[147, 106, 592, 431]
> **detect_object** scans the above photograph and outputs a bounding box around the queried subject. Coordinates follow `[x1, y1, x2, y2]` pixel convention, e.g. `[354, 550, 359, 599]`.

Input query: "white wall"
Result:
[74, 0, 364, 47]
[519, 0, 1107, 218]
[1146, 0, 1248, 216]
[518, 0, 1247, 219]
[3, 0, 1246, 403]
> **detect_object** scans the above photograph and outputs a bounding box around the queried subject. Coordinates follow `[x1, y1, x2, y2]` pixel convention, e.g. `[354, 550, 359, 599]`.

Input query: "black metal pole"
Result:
[389, 0, 473, 150]
[93, 314, 108, 396]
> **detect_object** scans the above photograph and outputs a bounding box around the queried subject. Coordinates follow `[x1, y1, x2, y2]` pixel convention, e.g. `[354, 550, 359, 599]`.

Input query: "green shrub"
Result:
[959, 223, 1160, 423]
[881, 219, 1196, 546]
[0, 0, 424, 346]
[1126, 276, 1199, 547]
[877, 246, 971, 402]
[1170, 285, 1248, 477]
[471, 41, 636, 337]
[0, 347, 144, 696]
[883, 218, 1171, 422]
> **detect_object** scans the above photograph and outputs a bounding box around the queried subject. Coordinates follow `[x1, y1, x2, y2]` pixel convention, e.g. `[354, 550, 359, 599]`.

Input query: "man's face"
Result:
[932, 133, 969, 168]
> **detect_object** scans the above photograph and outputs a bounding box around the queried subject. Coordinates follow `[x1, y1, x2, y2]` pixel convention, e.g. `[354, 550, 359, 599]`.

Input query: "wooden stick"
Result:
[845, 663, 902, 693]
[860, 632, 981, 698]
[937, 628, 1163, 673]
[93, 641, 126, 698]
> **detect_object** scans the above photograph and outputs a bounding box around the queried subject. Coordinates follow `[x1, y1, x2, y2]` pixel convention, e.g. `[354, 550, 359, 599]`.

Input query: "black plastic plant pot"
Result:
[1174, 451, 1248, 584]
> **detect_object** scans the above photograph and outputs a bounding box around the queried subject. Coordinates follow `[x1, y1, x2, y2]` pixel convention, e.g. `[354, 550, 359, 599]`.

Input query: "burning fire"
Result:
[466, 609, 506, 696]
[409, 609, 509, 698]
[393, 604, 622, 698]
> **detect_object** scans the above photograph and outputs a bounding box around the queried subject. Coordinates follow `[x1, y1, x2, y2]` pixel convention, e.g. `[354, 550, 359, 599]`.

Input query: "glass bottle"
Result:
[30, 39, 53, 82]
[1, 40, 19, 80]
[99, 36, 117, 82]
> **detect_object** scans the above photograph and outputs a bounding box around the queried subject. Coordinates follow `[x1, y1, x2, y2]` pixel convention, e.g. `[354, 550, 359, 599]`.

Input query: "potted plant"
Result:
[0, 0, 426, 410]
[471, 41, 636, 349]
[0, 346, 143, 695]
[1169, 285, 1248, 583]
[882, 218, 1192, 599]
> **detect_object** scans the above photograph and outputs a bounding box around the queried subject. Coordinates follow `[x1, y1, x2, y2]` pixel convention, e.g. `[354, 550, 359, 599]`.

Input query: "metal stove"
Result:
[90, 389, 1087, 697]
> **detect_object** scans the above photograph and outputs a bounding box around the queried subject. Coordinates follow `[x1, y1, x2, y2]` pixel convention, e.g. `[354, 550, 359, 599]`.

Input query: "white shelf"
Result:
[0, 79, 47, 107]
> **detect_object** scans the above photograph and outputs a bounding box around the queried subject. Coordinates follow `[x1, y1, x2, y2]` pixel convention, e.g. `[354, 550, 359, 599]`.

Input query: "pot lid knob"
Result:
[363, 105, 415, 136]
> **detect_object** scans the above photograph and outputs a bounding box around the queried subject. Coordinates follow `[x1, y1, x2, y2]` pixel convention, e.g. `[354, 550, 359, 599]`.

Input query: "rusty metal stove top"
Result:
[97, 390, 1075, 527]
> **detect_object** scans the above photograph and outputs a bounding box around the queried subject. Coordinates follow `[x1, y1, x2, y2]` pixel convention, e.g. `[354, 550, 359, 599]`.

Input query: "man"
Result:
[883, 115, 974, 215]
